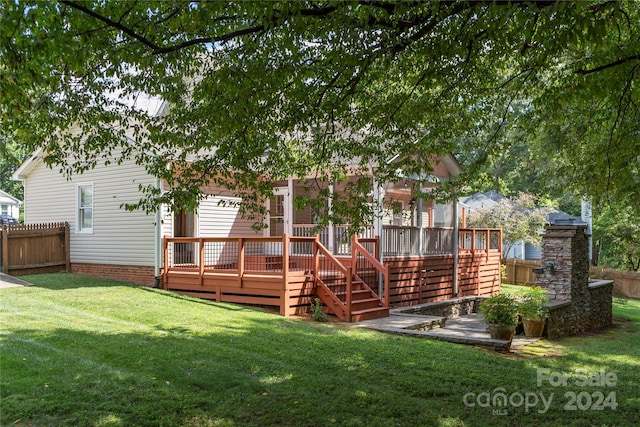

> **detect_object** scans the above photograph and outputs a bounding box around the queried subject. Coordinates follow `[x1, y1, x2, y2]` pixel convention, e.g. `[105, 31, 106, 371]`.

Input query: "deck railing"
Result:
[163, 228, 500, 285]
[352, 236, 390, 306]
[164, 235, 318, 274]
[289, 225, 501, 257]
[458, 228, 502, 253]
[292, 224, 374, 256]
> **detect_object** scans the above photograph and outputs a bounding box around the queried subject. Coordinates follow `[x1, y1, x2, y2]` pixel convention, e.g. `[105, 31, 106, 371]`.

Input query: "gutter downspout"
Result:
[153, 178, 162, 288]
[452, 187, 459, 297]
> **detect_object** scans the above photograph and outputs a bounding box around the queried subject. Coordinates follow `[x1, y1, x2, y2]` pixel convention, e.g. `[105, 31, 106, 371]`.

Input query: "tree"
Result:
[465, 193, 553, 261]
[0, 141, 26, 200]
[1, 1, 638, 225]
[593, 201, 640, 271]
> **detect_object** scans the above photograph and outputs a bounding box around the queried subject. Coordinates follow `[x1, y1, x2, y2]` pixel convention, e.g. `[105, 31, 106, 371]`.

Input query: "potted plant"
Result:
[479, 293, 520, 341]
[518, 286, 550, 337]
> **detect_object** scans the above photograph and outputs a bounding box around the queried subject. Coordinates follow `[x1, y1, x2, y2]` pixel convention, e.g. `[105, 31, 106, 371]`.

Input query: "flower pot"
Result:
[522, 318, 546, 337]
[486, 324, 515, 341]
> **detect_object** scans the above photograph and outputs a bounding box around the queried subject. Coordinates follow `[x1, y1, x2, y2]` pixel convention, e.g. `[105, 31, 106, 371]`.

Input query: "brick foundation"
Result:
[71, 263, 156, 286]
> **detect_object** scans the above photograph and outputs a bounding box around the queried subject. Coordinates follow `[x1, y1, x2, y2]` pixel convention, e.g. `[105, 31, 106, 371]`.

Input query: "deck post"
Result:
[281, 234, 291, 316]
[375, 234, 384, 298]
[417, 183, 424, 255]
[199, 238, 205, 286]
[471, 229, 476, 256]
[283, 233, 290, 287]
[384, 264, 390, 308]
[313, 234, 320, 301]
[328, 184, 335, 253]
[452, 191, 459, 297]
[351, 235, 358, 273]
[238, 238, 245, 287]
[486, 229, 490, 261]
[346, 266, 352, 322]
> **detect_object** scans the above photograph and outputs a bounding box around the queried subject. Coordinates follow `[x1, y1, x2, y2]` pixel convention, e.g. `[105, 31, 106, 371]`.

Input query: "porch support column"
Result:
[153, 178, 163, 287]
[372, 175, 385, 297]
[287, 177, 294, 235]
[417, 183, 423, 255]
[328, 184, 335, 253]
[452, 188, 459, 297]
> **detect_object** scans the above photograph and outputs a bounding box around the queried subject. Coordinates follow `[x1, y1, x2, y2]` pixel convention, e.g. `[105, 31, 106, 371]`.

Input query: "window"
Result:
[1, 204, 7, 215]
[77, 184, 93, 233]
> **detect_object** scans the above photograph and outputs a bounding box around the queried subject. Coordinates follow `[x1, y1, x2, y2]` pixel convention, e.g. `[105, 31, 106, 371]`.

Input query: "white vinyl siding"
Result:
[198, 196, 259, 237]
[23, 154, 157, 266]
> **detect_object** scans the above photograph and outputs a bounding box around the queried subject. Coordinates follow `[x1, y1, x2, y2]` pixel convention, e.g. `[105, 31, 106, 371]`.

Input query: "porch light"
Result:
[545, 262, 555, 273]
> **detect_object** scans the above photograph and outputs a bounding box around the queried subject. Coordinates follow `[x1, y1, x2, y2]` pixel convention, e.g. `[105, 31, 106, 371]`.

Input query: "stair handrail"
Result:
[352, 235, 390, 307]
[315, 238, 350, 276]
[314, 237, 352, 321]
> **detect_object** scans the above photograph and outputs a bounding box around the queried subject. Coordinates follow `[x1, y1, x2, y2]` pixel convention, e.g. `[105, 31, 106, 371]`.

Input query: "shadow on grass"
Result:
[138, 286, 256, 313]
[3, 310, 640, 427]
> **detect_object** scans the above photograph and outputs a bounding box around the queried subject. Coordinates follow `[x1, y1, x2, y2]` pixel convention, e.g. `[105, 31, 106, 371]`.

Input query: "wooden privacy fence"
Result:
[590, 268, 640, 299]
[503, 258, 640, 299]
[503, 258, 542, 285]
[0, 222, 70, 276]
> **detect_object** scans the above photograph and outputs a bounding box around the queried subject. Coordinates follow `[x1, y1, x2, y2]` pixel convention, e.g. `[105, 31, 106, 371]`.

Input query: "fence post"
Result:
[1, 225, 7, 273]
[64, 222, 71, 272]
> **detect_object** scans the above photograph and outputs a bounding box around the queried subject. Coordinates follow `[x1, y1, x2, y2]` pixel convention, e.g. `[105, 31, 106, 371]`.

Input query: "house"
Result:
[459, 191, 585, 260]
[0, 189, 21, 220]
[13, 123, 501, 321]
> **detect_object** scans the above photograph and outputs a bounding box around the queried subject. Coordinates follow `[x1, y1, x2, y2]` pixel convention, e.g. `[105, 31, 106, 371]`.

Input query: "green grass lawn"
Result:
[1, 274, 639, 427]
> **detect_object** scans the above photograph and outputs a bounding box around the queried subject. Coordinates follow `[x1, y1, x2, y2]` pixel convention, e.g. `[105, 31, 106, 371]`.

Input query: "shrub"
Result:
[479, 293, 519, 326]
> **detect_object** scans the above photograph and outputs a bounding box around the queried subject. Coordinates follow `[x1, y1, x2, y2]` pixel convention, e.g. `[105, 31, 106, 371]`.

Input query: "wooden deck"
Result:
[162, 229, 501, 321]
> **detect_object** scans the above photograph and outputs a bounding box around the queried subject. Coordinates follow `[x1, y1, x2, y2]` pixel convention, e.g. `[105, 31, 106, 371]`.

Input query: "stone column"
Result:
[535, 224, 612, 338]
[535, 225, 589, 301]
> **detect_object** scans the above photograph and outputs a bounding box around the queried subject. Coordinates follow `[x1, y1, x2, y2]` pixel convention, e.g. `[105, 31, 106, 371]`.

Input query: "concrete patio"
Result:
[350, 307, 540, 352]
[0, 273, 32, 289]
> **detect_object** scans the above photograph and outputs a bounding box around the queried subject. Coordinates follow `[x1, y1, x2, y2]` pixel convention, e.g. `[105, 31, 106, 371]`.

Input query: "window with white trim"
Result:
[77, 184, 93, 233]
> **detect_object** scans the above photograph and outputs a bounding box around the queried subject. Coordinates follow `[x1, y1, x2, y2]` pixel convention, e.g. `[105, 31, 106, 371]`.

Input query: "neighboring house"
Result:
[13, 122, 501, 321]
[459, 191, 585, 260]
[0, 189, 21, 220]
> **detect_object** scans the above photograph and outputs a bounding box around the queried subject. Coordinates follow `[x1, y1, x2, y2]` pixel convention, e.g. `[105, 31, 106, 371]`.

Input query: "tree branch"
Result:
[576, 54, 640, 75]
[59, 0, 161, 51]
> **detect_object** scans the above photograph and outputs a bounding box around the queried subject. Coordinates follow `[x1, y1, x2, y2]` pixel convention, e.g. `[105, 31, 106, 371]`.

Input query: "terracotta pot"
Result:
[522, 318, 546, 337]
[486, 324, 515, 341]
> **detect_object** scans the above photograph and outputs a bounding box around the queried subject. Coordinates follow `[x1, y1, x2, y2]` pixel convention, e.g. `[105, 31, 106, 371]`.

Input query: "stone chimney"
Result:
[534, 225, 590, 301]
[534, 224, 613, 338]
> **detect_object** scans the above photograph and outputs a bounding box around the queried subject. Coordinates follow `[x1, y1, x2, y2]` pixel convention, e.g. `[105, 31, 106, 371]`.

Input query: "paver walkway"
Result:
[351, 309, 539, 351]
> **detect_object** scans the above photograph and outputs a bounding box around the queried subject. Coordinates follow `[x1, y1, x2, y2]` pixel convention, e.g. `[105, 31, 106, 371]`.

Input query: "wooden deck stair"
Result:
[316, 274, 389, 322]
